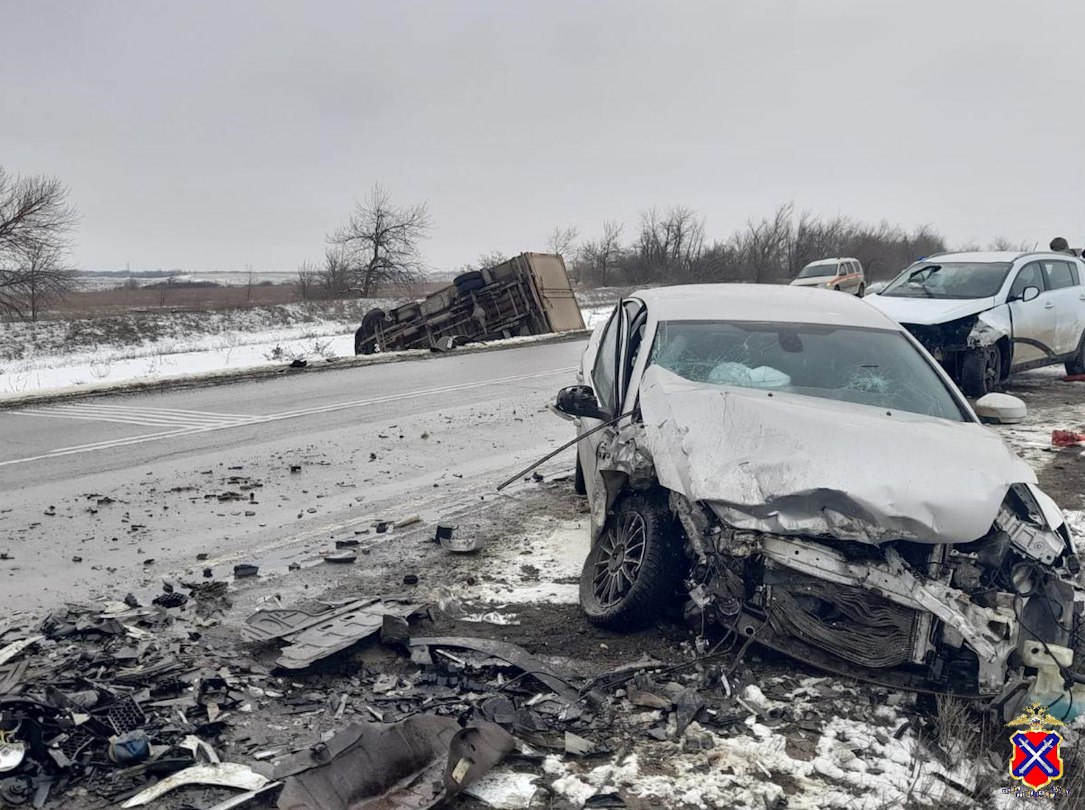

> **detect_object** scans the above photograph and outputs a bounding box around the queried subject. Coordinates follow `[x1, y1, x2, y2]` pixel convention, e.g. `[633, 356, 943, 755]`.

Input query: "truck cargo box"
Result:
[354, 252, 585, 354]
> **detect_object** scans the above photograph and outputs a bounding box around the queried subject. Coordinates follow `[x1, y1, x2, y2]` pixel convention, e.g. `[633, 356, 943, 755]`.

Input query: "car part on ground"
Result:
[120, 763, 271, 808]
[275, 717, 515, 810]
[353, 253, 585, 355]
[244, 596, 423, 670]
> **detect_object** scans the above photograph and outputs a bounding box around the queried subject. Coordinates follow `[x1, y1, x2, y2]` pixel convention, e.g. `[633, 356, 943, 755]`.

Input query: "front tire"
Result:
[960, 346, 1001, 397]
[1065, 331, 1085, 375]
[579, 491, 685, 629]
[856, 284, 866, 298]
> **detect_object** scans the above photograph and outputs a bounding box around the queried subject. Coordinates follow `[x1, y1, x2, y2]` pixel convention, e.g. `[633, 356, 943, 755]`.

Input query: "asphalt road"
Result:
[0, 340, 587, 612]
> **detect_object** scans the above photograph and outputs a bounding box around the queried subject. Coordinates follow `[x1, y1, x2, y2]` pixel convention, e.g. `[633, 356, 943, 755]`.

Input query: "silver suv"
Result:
[867, 251, 1085, 396]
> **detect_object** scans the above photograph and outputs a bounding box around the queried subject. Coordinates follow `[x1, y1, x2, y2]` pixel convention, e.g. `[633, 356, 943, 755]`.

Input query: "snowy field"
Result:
[0, 303, 613, 401]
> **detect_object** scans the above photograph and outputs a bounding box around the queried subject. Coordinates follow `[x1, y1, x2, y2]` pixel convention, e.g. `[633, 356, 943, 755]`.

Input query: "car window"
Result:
[1044, 260, 1077, 290]
[1009, 262, 1046, 299]
[880, 262, 1012, 299]
[647, 320, 968, 422]
[591, 306, 620, 414]
[796, 263, 836, 278]
[621, 300, 647, 405]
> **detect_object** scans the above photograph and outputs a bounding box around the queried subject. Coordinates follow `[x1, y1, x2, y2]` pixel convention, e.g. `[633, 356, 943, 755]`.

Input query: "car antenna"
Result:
[495, 409, 636, 491]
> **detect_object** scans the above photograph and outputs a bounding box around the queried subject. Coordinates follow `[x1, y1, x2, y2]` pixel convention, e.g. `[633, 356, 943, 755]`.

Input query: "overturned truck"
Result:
[354, 252, 585, 355]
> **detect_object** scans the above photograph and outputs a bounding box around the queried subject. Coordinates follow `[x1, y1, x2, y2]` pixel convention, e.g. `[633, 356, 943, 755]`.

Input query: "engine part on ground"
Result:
[275, 717, 515, 810]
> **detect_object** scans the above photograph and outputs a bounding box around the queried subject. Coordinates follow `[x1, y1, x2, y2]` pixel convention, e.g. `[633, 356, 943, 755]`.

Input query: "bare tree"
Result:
[293, 260, 320, 300]
[455, 250, 509, 275]
[12, 243, 76, 320]
[577, 220, 624, 286]
[629, 206, 705, 283]
[0, 167, 78, 319]
[330, 184, 431, 296]
[546, 225, 579, 258]
[734, 203, 793, 283]
[320, 247, 352, 297]
[0, 168, 77, 258]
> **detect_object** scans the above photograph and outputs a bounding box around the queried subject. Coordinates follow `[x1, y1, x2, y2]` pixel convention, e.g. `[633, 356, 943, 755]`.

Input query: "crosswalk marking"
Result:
[15, 404, 264, 429]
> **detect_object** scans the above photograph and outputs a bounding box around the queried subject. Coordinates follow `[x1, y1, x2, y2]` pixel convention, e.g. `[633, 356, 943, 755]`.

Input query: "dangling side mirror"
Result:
[553, 385, 610, 421]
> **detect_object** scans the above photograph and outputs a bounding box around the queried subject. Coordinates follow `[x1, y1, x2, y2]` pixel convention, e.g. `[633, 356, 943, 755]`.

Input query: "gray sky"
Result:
[2, 0, 1083, 273]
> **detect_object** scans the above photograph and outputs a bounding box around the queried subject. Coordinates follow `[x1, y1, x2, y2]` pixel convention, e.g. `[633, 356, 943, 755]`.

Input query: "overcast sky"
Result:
[2, 0, 1083, 273]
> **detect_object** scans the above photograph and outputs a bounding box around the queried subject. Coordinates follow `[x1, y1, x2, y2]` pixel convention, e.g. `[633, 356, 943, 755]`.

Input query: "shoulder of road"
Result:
[0, 329, 590, 410]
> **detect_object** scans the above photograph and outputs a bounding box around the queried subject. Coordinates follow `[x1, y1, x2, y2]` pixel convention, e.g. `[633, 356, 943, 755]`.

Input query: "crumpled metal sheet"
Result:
[638, 364, 1036, 543]
[275, 717, 515, 810]
[246, 597, 421, 670]
[408, 637, 580, 703]
[120, 763, 270, 808]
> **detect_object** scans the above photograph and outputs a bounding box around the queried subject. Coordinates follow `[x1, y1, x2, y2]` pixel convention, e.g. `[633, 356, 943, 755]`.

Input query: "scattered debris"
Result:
[275, 717, 515, 810]
[245, 597, 423, 669]
[234, 563, 259, 578]
[1052, 429, 1085, 447]
[120, 762, 271, 807]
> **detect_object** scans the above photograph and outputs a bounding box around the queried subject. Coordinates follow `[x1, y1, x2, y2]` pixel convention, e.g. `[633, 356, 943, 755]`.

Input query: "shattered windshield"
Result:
[879, 262, 1011, 299]
[648, 320, 968, 421]
[796, 263, 837, 278]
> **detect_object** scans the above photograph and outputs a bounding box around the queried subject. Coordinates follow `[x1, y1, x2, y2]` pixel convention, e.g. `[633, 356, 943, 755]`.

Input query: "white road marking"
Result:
[2, 366, 576, 467]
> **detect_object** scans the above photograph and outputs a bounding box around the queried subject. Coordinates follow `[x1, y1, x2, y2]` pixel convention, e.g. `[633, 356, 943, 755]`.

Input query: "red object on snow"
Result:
[1052, 429, 1085, 447]
[1062, 374, 1085, 382]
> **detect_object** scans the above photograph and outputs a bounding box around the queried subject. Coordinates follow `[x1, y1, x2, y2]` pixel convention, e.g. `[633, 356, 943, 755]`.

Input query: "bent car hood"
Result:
[865, 294, 997, 326]
[638, 365, 1035, 543]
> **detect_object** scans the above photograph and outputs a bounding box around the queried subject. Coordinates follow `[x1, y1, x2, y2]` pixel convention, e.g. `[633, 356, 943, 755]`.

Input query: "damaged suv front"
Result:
[556, 286, 1085, 722]
[867, 251, 1085, 397]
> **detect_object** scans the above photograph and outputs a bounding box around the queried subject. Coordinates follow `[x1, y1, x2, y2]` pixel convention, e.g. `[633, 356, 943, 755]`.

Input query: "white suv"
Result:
[866, 251, 1085, 396]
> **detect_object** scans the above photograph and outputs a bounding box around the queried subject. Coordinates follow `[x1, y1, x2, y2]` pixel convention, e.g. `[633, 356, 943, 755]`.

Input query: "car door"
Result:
[577, 299, 647, 504]
[1006, 261, 1056, 366]
[1041, 259, 1085, 355]
[577, 304, 622, 503]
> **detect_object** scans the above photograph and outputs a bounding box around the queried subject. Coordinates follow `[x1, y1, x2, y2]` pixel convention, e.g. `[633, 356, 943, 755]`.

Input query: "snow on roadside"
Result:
[0, 301, 611, 401]
[542, 692, 984, 810]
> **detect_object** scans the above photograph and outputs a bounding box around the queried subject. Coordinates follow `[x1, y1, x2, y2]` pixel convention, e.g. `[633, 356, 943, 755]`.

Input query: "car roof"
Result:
[629, 284, 901, 330]
[917, 250, 1082, 264]
[805, 257, 857, 265]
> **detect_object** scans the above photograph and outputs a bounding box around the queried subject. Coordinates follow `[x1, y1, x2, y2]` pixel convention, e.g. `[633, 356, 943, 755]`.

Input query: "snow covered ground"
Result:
[0, 303, 613, 402]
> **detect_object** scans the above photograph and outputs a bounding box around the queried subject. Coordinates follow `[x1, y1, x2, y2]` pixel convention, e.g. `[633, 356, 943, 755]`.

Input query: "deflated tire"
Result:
[579, 491, 685, 629]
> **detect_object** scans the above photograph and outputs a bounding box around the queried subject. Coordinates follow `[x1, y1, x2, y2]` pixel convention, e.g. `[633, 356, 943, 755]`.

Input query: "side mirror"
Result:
[974, 392, 1027, 424]
[553, 385, 609, 421]
[1006, 290, 1041, 305]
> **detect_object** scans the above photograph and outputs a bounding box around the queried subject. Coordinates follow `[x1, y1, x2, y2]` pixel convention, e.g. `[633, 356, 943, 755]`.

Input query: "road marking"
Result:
[2, 366, 577, 468]
[16, 404, 264, 429]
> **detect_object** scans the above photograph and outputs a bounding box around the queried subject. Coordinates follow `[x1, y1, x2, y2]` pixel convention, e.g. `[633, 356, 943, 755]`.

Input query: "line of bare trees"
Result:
[568, 203, 949, 288]
[297, 184, 431, 300]
[0, 167, 78, 320]
[299, 186, 1029, 300]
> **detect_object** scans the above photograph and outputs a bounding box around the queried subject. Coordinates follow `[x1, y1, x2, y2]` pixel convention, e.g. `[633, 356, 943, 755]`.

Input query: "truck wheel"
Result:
[454, 271, 485, 294]
[961, 346, 1001, 397]
[857, 284, 866, 298]
[355, 308, 387, 355]
[579, 491, 685, 630]
[573, 454, 586, 496]
[1065, 331, 1085, 375]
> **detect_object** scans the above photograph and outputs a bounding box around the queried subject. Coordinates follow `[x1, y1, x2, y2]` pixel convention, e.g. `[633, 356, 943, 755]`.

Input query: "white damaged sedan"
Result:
[554, 284, 1085, 721]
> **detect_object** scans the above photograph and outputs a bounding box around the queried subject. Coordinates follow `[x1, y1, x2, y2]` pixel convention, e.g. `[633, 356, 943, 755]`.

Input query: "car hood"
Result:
[865, 294, 997, 325]
[789, 277, 834, 287]
[638, 365, 1036, 543]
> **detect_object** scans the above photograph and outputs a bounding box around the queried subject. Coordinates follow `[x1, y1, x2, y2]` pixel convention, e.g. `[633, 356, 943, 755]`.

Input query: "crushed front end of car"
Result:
[582, 366, 1085, 722]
